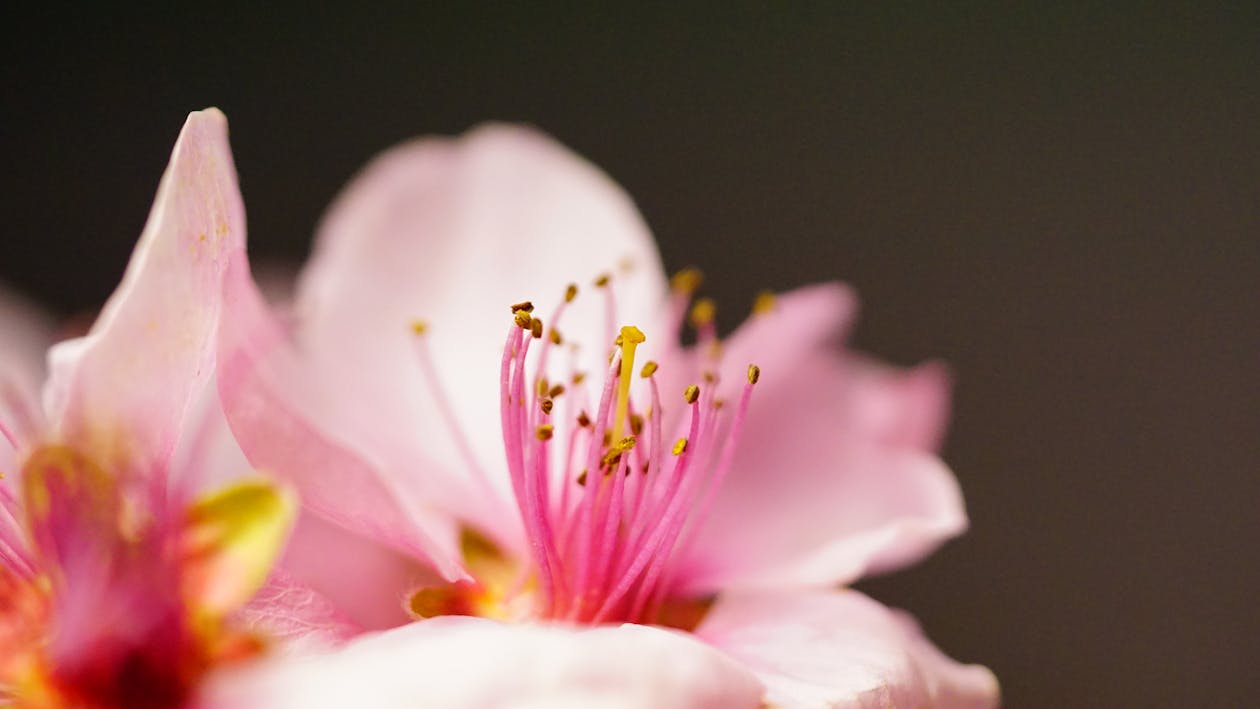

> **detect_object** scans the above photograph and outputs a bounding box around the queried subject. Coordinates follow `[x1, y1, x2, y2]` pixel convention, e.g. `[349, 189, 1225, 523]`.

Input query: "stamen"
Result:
[752, 290, 776, 315]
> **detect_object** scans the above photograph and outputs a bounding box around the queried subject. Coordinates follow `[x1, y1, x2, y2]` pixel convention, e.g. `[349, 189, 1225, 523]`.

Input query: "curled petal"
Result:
[697, 589, 999, 709]
[43, 109, 245, 479]
[201, 617, 762, 709]
[678, 284, 966, 592]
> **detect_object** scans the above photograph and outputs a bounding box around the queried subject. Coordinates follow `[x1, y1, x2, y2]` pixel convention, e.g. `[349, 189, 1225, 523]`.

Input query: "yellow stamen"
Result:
[748, 364, 761, 384]
[612, 325, 646, 441]
[689, 298, 716, 328]
[670, 267, 704, 294]
[640, 360, 658, 378]
[752, 290, 776, 315]
[514, 311, 533, 330]
[594, 272, 611, 288]
[684, 384, 700, 404]
[565, 283, 578, 302]
[673, 437, 688, 455]
[536, 424, 554, 441]
[410, 319, 428, 335]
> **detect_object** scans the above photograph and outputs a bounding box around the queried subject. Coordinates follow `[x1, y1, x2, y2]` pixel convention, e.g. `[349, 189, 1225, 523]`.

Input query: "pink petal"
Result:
[235, 567, 362, 654]
[217, 258, 468, 582]
[201, 617, 762, 709]
[677, 283, 966, 592]
[697, 589, 999, 709]
[42, 109, 245, 479]
[289, 124, 667, 536]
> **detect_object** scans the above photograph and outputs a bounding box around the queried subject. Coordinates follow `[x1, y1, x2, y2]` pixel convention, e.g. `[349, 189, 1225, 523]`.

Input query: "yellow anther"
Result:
[548, 384, 566, 398]
[594, 272, 611, 288]
[536, 425, 554, 441]
[530, 317, 544, 339]
[714, 398, 726, 410]
[670, 267, 704, 294]
[514, 311, 533, 330]
[410, 319, 429, 335]
[617, 436, 637, 451]
[684, 384, 700, 404]
[510, 301, 535, 314]
[540, 399, 554, 415]
[548, 328, 563, 345]
[689, 298, 716, 328]
[565, 283, 578, 302]
[572, 372, 586, 385]
[612, 325, 646, 441]
[752, 290, 777, 315]
[536, 378, 550, 398]
[640, 361, 658, 378]
[748, 364, 761, 384]
[672, 438, 688, 455]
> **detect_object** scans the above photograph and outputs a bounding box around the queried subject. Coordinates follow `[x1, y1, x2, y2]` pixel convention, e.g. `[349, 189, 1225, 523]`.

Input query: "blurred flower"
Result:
[212, 124, 997, 707]
[0, 111, 295, 708]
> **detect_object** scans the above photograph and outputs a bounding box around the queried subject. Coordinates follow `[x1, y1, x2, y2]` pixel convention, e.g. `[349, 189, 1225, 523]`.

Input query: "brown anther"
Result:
[594, 273, 611, 288]
[565, 283, 578, 302]
[684, 384, 700, 404]
[530, 317, 544, 339]
[577, 410, 592, 428]
[572, 372, 587, 385]
[752, 290, 777, 315]
[640, 360, 659, 378]
[641, 461, 650, 475]
[689, 297, 716, 327]
[714, 398, 726, 410]
[540, 399, 554, 415]
[536, 424, 554, 441]
[514, 311, 533, 329]
[536, 378, 550, 398]
[548, 328, 562, 345]
[629, 413, 644, 436]
[672, 437, 688, 455]
[602, 430, 612, 446]
[670, 267, 704, 294]
[702, 371, 716, 384]
[577, 469, 588, 486]
[747, 364, 761, 384]
[510, 301, 535, 314]
[548, 384, 566, 398]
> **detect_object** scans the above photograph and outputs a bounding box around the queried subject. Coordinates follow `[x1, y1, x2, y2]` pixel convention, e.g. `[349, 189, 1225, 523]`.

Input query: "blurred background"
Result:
[3, 4, 1257, 706]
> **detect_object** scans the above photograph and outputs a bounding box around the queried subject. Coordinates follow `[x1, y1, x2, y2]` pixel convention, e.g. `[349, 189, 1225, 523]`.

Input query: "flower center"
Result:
[409, 273, 759, 626]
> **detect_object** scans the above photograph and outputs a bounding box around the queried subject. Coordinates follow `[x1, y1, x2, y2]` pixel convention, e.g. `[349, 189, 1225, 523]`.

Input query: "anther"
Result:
[689, 298, 716, 327]
[536, 425, 554, 441]
[410, 319, 429, 335]
[530, 317, 544, 339]
[594, 273, 611, 288]
[670, 267, 704, 294]
[752, 290, 776, 315]
[510, 301, 535, 314]
[673, 438, 688, 455]
[572, 372, 586, 385]
[540, 399, 554, 415]
[577, 411, 592, 428]
[629, 413, 644, 436]
[684, 384, 700, 404]
[565, 283, 578, 302]
[702, 371, 716, 384]
[537, 378, 550, 398]
[640, 361, 658, 378]
[514, 311, 533, 329]
[548, 328, 563, 345]
[747, 364, 761, 384]
[548, 384, 565, 398]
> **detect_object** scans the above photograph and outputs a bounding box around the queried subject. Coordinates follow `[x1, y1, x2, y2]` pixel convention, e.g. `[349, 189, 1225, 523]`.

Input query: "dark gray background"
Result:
[4, 4, 1257, 706]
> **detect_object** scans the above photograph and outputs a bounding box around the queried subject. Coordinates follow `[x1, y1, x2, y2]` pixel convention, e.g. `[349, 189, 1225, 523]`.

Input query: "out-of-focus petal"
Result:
[201, 616, 762, 709]
[677, 283, 965, 592]
[42, 109, 244, 479]
[290, 125, 667, 534]
[235, 568, 362, 655]
[0, 282, 54, 480]
[696, 589, 998, 709]
[217, 258, 468, 583]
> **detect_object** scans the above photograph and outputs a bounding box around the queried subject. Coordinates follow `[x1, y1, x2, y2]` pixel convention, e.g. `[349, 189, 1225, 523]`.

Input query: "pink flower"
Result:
[0, 110, 295, 708]
[213, 124, 998, 707]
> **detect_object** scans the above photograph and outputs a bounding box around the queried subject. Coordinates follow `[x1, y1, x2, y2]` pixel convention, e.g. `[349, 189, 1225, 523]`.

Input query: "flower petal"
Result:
[235, 567, 362, 654]
[677, 283, 965, 591]
[217, 258, 468, 582]
[202, 617, 761, 709]
[0, 282, 54, 480]
[696, 589, 998, 709]
[289, 124, 667, 534]
[42, 109, 245, 479]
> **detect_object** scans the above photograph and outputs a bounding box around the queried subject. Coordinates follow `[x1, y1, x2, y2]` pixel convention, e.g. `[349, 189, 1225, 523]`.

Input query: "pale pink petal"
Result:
[697, 589, 999, 709]
[677, 283, 965, 592]
[841, 354, 952, 451]
[201, 617, 762, 709]
[290, 124, 667, 535]
[236, 568, 362, 654]
[42, 109, 244, 479]
[217, 258, 467, 582]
